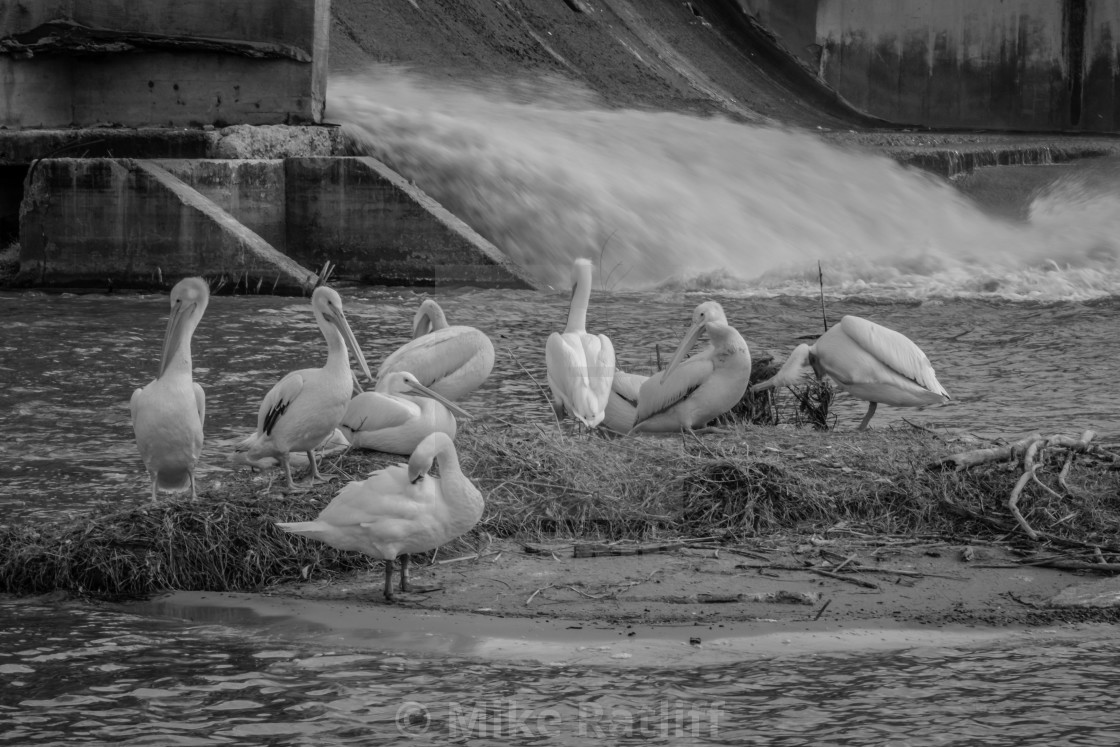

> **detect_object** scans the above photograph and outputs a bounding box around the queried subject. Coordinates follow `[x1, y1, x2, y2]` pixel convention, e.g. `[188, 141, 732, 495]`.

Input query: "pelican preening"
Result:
[377, 299, 495, 402]
[751, 315, 950, 430]
[630, 301, 751, 434]
[602, 369, 648, 434]
[275, 431, 484, 602]
[130, 277, 210, 500]
[545, 259, 617, 427]
[235, 286, 373, 490]
[340, 371, 471, 456]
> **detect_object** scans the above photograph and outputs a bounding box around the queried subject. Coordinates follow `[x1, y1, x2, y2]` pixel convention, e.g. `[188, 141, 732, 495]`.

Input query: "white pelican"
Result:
[130, 277, 209, 500]
[236, 286, 373, 490]
[602, 370, 648, 434]
[276, 431, 484, 602]
[631, 301, 751, 434]
[376, 299, 495, 401]
[545, 258, 616, 427]
[340, 371, 471, 455]
[751, 315, 950, 430]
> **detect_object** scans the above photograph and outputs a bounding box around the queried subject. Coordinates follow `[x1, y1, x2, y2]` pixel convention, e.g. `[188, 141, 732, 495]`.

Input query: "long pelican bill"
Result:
[660, 321, 705, 383]
[405, 379, 472, 419]
[330, 306, 374, 384]
[159, 299, 197, 378]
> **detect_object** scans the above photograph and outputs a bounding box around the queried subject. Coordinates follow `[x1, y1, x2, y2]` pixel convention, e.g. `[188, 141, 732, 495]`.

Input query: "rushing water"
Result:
[6, 68, 1120, 745]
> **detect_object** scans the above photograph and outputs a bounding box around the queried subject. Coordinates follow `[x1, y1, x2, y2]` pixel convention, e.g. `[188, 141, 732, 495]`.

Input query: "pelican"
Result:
[235, 286, 373, 490]
[276, 431, 484, 602]
[376, 299, 495, 401]
[545, 258, 616, 427]
[130, 277, 209, 500]
[631, 301, 751, 434]
[751, 315, 950, 430]
[602, 370, 648, 434]
[340, 371, 471, 456]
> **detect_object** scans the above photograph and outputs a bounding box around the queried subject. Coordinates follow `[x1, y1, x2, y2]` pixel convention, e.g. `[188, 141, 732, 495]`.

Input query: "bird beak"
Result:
[406, 380, 472, 419]
[158, 300, 195, 377]
[660, 321, 705, 383]
[332, 307, 374, 384]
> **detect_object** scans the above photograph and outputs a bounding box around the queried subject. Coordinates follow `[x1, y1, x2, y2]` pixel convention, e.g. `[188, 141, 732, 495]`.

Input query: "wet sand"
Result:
[130, 537, 1120, 667]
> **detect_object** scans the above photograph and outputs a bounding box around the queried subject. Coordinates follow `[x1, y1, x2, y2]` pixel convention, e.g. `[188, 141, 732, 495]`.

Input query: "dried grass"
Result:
[4, 419, 1119, 600]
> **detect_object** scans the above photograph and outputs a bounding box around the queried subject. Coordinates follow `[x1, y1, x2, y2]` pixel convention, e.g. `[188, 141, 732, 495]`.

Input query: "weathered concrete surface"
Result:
[746, 0, 1120, 132]
[17, 158, 317, 293]
[285, 157, 536, 288]
[158, 160, 288, 252]
[0, 125, 343, 166]
[0, 0, 331, 127]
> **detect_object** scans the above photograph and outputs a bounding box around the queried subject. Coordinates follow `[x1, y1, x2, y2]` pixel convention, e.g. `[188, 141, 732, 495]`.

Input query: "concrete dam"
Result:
[1, 0, 1118, 292]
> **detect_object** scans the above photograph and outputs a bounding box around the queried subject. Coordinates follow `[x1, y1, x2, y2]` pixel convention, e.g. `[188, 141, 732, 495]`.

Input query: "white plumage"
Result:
[631, 301, 751, 433]
[235, 286, 373, 489]
[130, 277, 209, 500]
[340, 371, 470, 455]
[275, 431, 484, 602]
[751, 315, 950, 430]
[376, 299, 495, 401]
[545, 259, 616, 427]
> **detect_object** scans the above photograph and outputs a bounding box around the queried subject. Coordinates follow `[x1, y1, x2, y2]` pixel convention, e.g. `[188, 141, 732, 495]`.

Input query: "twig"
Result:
[526, 585, 553, 605]
[817, 261, 828, 333]
[813, 598, 832, 620]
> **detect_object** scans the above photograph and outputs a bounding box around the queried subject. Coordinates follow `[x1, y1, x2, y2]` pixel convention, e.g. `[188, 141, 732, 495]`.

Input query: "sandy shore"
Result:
[128, 537, 1120, 667]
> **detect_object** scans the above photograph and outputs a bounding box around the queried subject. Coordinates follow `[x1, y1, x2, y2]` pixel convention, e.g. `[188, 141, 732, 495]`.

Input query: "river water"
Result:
[4, 69, 1120, 744]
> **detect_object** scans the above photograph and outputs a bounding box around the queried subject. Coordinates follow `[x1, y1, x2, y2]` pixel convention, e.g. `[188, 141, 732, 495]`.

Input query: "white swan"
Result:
[276, 431, 484, 602]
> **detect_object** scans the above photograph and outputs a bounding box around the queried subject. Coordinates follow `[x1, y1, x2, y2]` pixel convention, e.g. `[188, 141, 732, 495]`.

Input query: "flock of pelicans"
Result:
[130, 259, 950, 601]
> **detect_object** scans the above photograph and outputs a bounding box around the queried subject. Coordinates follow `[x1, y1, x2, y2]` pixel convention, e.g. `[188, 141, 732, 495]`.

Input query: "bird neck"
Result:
[564, 277, 591, 334]
[322, 321, 350, 372]
[435, 447, 484, 521]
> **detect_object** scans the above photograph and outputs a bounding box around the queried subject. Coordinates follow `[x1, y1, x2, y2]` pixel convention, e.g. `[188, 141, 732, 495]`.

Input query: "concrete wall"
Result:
[17, 158, 316, 292]
[285, 158, 535, 288]
[0, 0, 330, 128]
[746, 0, 1120, 131]
[1083, 1, 1120, 130]
[15, 157, 537, 291]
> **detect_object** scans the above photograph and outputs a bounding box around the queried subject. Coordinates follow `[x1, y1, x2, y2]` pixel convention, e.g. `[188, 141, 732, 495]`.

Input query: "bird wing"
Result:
[318, 466, 426, 527]
[581, 332, 616, 411]
[340, 392, 417, 434]
[129, 387, 142, 426]
[377, 328, 488, 390]
[611, 370, 648, 406]
[634, 356, 710, 423]
[194, 382, 206, 429]
[546, 331, 606, 423]
[256, 371, 306, 436]
[840, 316, 949, 397]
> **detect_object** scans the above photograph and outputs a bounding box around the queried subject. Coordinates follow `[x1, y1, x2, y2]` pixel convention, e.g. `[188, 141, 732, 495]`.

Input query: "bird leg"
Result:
[857, 402, 878, 431]
[400, 554, 412, 591]
[150, 474, 159, 502]
[398, 554, 440, 593]
[188, 472, 197, 501]
[383, 559, 397, 602]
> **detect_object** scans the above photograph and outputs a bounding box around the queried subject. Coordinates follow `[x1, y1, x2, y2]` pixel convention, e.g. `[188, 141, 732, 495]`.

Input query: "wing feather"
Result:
[839, 316, 948, 397]
[340, 392, 417, 434]
[634, 356, 712, 422]
[257, 372, 305, 436]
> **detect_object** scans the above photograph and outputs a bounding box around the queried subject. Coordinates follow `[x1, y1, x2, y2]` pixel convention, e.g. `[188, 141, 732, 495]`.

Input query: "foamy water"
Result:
[329, 67, 1120, 300]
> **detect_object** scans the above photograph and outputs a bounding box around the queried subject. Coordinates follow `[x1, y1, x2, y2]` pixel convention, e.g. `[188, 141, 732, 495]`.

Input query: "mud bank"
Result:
[130, 536, 1120, 666]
